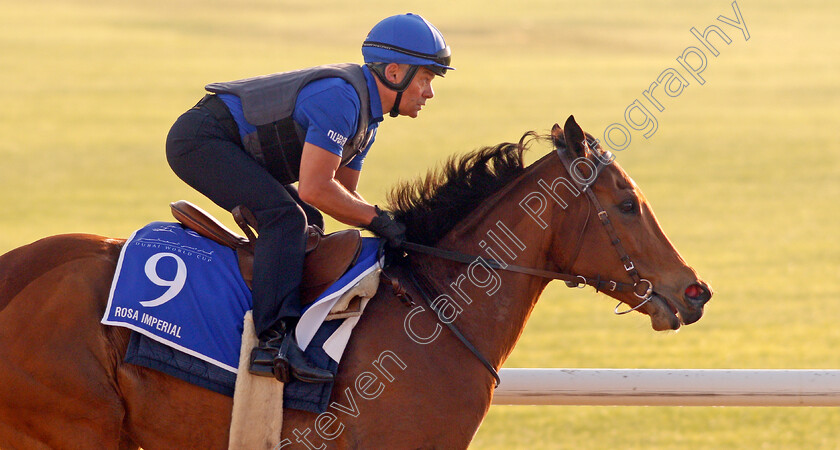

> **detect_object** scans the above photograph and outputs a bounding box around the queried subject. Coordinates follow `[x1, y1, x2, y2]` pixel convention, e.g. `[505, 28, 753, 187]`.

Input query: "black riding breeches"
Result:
[165, 102, 321, 337]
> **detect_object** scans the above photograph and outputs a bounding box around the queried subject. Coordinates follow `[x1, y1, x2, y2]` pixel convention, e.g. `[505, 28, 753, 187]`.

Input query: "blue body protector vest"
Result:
[205, 63, 373, 184]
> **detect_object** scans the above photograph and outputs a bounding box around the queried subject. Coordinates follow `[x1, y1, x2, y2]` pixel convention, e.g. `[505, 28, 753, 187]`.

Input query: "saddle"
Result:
[169, 200, 363, 307]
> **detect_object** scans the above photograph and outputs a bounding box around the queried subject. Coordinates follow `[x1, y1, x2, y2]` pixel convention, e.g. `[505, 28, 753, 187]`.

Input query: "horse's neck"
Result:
[416, 159, 577, 369]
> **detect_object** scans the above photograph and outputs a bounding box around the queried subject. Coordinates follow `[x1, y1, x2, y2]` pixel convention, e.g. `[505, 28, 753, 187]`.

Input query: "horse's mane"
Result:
[387, 131, 564, 245]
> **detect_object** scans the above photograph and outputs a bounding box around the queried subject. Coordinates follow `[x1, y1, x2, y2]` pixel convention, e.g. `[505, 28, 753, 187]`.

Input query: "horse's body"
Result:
[0, 118, 710, 449]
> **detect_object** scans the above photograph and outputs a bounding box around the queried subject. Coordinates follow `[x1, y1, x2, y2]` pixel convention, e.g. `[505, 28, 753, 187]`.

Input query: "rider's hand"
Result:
[365, 206, 406, 248]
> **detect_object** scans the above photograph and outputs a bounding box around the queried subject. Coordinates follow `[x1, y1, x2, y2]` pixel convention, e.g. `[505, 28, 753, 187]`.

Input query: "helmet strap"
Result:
[390, 91, 404, 118]
[367, 63, 419, 117]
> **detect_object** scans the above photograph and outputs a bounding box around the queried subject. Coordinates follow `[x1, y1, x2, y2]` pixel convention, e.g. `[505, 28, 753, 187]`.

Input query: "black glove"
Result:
[366, 206, 406, 248]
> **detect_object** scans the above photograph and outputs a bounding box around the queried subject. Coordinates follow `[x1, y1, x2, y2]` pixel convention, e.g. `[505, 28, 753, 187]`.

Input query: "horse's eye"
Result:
[618, 199, 637, 214]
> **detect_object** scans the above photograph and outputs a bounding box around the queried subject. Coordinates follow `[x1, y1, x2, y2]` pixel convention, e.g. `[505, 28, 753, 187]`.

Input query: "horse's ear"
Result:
[550, 123, 564, 147]
[562, 115, 589, 158]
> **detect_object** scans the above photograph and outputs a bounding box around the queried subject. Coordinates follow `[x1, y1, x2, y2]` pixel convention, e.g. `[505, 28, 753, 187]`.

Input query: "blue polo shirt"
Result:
[218, 65, 383, 171]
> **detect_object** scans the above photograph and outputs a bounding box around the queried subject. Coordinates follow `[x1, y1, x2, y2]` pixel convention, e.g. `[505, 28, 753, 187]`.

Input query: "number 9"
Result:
[139, 252, 187, 307]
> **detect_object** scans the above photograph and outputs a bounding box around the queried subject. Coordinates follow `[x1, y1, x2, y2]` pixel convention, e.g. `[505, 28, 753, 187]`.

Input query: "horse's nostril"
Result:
[685, 283, 711, 304]
[685, 285, 702, 298]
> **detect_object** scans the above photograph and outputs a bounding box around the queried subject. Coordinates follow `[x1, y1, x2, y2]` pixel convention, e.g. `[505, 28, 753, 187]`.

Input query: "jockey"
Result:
[165, 13, 453, 384]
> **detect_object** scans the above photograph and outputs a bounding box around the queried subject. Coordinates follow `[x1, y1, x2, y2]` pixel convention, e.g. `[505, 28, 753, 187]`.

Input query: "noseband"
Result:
[555, 139, 654, 314]
[395, 138, 656, 387]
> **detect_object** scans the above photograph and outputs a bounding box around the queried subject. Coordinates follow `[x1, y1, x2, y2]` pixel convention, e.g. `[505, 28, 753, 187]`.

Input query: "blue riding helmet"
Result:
[362, 13, 453, 116]
[362, 13, 454, 77]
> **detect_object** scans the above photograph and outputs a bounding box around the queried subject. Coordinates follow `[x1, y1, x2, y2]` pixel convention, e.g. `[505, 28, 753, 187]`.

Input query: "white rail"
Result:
[492, 369, 840, 407]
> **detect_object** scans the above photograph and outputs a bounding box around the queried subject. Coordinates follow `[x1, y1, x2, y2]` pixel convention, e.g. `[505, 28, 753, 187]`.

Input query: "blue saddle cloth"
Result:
[102, 221, 379, 413]
[124, 319, 341, 412]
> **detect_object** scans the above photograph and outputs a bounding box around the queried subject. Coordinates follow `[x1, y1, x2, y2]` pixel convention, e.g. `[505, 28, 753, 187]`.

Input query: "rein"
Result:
[404, 267, 503, 388]
[391, 140, 657, 388]
[401, 241, 638, 294]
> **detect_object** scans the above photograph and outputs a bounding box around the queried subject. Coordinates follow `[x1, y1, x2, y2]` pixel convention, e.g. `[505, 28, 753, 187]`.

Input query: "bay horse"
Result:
[0, 116, 710, 449]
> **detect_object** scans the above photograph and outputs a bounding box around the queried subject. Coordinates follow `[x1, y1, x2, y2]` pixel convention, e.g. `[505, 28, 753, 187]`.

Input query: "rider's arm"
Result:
[334, 165, 366, 201]
[298, 143, 376, 227]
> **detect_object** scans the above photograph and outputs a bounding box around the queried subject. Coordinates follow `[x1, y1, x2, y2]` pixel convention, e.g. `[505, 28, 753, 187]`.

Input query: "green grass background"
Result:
[1, 0, 838, 448]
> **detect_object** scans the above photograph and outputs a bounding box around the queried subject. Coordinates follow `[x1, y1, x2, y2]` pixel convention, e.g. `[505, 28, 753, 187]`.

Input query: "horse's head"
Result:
[544, 115, 711, 331]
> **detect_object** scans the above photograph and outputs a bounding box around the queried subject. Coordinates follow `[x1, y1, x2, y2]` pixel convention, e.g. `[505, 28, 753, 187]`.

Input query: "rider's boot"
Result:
[249, 319, 333, 383]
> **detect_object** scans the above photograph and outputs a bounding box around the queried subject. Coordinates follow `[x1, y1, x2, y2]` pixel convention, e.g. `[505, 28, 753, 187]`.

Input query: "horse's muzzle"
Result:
[684, 282, 712, 308]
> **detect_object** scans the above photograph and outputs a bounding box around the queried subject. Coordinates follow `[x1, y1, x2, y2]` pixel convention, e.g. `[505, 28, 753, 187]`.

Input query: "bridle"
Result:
[393, 138, 656, 387]
[554, 138, 655, 314]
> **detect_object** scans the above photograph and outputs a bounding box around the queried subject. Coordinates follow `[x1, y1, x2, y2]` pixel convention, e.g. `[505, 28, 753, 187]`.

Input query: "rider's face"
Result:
[396, 66, 436, 118]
